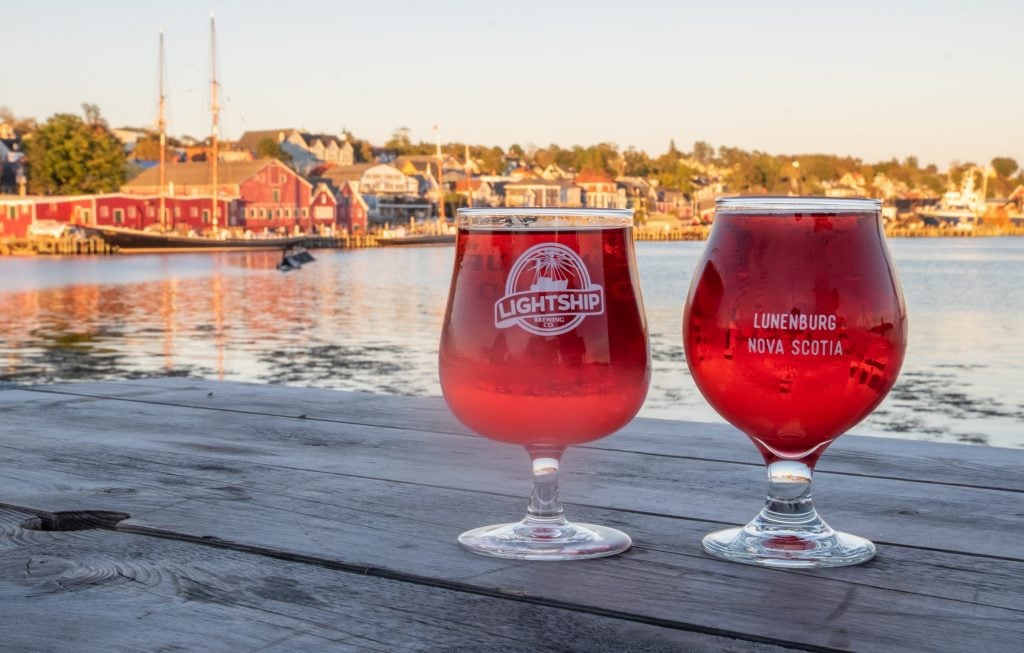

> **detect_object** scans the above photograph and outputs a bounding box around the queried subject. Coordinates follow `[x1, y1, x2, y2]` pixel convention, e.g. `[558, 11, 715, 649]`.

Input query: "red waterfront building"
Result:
[0, 196, 35, 238]
[122, 159, 312, 233]
[309, 183, 338, 233]
[336, 180, 369, 233]
[0, 159, 356, 239]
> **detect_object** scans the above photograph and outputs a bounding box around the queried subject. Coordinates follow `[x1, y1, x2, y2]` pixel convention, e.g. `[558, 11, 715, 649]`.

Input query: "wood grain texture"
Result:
[0, 379, 1022, 652]
[1, 509, 780, 653]
[24, 378, 1024, 492]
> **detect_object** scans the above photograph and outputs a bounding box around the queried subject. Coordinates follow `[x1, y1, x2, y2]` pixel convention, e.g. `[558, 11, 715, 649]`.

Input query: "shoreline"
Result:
[633, 224, 1024, 241]
[3, 225, 1023, 256]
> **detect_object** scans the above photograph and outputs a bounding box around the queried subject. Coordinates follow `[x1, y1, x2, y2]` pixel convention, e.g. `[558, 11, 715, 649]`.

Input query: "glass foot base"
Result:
[703, 519, 876, 568]
[458, 518, 631, 561]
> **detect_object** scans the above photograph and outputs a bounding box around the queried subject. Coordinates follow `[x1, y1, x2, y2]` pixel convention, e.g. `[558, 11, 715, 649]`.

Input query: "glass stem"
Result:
[759, 460, 817, 526]
[525, 446, 567, 523]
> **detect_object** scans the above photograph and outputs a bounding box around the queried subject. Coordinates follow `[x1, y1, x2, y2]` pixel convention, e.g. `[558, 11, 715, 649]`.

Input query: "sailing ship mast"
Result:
[158, 29, 167, 231]
[209, 12, 220, 234]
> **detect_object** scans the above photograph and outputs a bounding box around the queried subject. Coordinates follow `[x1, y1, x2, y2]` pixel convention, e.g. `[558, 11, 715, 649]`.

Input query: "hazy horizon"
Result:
[3, 0, 1021, 169]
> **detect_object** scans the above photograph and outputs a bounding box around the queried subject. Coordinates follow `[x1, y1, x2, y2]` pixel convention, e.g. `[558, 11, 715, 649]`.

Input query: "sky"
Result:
[3, 0, 1022, 169]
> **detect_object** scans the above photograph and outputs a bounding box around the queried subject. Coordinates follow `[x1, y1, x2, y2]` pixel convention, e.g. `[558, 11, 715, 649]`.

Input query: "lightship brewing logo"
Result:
[494, 243, 605, 336]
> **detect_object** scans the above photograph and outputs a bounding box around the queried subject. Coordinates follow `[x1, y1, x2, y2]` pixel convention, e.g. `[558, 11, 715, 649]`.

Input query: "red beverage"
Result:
[440, 226, 651, 447]
[684, 210, 908, 466]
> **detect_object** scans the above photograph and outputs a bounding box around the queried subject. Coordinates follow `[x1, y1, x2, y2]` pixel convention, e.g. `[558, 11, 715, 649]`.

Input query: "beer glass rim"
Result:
[716, 196, 881, 213]
[456, 207, 633, 229]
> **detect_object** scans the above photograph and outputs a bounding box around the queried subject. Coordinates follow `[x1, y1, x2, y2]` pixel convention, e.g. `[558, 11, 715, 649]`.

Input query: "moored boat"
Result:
[376, 233, 455, 246]
[92, 226, 305, 253]
[916, 168, 990, 228]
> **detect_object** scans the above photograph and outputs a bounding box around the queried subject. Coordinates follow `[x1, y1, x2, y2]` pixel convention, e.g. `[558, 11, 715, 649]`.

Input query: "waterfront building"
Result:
[540, 163, 572, 180]
[454, 179, 501, 207]
[575, 169, 624, 209]
[0, 135, 26, 195]
[0, 196, 34, 238]
[616, 176, 657, 210]
[336, 180, 369, 233]
[238, 129, 354, 173]
[504, 178, 581, 208]
[314, 163, 428, 225]
[654, 188, 691, 218]
[0, 193, 236, 237]
[309, 183, 339, 234]
[123, 159, 311, 233]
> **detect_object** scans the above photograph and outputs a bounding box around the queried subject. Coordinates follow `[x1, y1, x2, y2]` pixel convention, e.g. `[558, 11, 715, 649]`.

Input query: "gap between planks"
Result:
[0, 503, 835, 653]
[17, 385, 1024, 496]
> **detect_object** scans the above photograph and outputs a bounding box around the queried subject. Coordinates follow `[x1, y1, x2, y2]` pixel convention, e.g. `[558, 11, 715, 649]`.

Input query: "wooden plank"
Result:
[2, 448, 1022, 653]
[24, 378, 1024, 492]
[2, 387, 1022, 559]
[1, 384, 1022, 652]
[0, 509, 775, 653]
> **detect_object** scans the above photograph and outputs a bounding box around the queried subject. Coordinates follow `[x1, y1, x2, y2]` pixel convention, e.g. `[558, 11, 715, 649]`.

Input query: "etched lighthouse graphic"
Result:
[495, 243, 605, 336]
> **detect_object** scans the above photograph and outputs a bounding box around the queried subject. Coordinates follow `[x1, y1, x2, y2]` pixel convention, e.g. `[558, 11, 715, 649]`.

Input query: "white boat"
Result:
[917, 169, 990, 228]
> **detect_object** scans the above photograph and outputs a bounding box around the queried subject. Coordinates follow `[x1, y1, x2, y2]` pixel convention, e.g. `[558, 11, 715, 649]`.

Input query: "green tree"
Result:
[691, 140, 714, 164]
[25, 108, 126, 195]
[657, 161, 696, 194]
[133, 134, 176, 162]
[255, 137, 292, 163]
[343, 131, 375, 164]
[622, 147, 651, 177]
[385, 127, 412, 153]
[479, 146, 505, 174]
[991, 157, 1019, 178]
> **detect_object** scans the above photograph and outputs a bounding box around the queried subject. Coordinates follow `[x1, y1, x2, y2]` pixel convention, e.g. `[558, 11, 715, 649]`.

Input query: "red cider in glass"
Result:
[440, 226, 649, 447]
[683, 197, 907, 567]
[440, 208, 651, 560]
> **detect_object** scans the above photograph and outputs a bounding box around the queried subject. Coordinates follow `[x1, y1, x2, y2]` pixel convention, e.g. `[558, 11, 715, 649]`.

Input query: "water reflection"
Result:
[1, 239, 1022, 448]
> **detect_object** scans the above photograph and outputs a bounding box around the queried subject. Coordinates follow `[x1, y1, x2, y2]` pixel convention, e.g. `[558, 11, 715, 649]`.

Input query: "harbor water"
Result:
[1, 238, 1022, 448]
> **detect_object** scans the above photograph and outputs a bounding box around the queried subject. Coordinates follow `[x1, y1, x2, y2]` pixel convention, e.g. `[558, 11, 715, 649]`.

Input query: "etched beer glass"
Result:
[683, 197, 907, 567]
[440, 208, 651, 560]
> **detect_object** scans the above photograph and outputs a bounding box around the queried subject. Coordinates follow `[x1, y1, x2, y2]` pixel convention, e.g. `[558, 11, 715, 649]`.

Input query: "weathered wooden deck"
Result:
[0, 378, 1021, 652]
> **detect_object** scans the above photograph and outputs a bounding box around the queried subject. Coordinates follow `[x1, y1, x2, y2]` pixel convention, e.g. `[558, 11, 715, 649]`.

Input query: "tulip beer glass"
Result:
[683, 197, 907, 567]
[440, 208, 651, 560]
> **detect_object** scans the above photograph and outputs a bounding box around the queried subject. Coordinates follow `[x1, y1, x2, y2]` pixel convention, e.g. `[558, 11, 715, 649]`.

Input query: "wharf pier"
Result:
[0, 234, 117, 256]
[0, 378, 1021, 651]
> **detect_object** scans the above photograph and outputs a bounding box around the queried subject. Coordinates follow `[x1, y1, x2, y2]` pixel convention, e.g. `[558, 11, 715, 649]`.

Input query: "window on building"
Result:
[100, 206, 109, 217]
[128, 207, 137, 218]
[302, 208, 308, 217]
[191, 207, 198, 218]
[113, 209, 124, 224]
[273, 189, 280, 203]
[175, 207, 181, 217]
[6, 206, 15, 220]
[146, 207, 155, 217]
[249, 208, 256, 218]
[202, 210, 210, 224]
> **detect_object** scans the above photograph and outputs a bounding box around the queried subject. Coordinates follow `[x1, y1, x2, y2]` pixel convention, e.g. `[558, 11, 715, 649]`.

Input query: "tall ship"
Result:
[94, 17, 304, 252]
